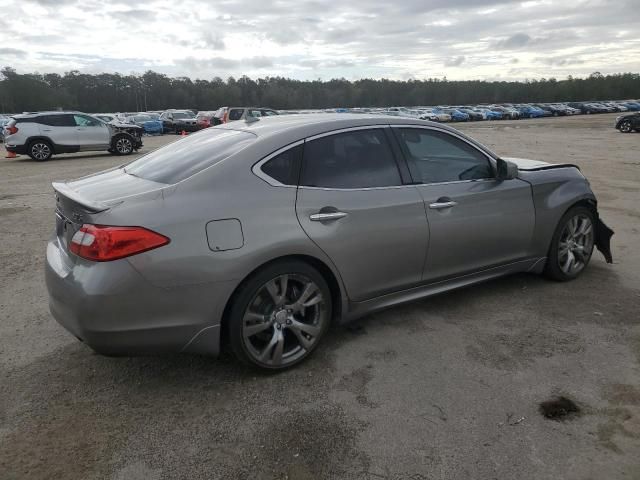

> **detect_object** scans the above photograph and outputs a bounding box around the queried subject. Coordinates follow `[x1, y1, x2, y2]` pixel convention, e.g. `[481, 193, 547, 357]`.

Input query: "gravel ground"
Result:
[1, 115, 639, 479]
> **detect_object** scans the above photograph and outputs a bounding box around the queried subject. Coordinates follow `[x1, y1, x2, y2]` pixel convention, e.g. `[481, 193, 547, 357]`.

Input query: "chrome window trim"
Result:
[390, 124, 499, 185]
[305, 124, 389, 142]
[252, 140, 304, 188]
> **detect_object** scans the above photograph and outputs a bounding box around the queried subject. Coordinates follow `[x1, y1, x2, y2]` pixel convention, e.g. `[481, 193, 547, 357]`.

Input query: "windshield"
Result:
[124, 128, 256, 184]
[173, 112, 194, 119]
[134, 115, 151, 122]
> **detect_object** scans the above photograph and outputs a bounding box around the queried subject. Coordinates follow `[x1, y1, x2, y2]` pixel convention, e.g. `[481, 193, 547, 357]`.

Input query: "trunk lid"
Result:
[52, 167, 166, 255]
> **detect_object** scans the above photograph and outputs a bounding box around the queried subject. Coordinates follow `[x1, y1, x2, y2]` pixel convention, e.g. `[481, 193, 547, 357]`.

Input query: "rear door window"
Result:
[124, 128, 256, 184]
[301, 129, 402, 189]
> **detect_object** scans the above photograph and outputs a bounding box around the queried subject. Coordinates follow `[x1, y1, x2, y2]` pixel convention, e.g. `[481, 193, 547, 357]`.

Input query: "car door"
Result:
[38, 114, 77, 147]
[296, 127, 429, 302]
[73, 114, 110, 149]
[392, 126, 536, 282]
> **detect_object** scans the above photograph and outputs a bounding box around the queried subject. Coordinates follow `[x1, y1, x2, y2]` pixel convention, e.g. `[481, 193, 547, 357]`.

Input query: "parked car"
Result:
[125, 114, 163, 135]
[3, 111, 143, 161]
[222, 107, 279, 123]
[621, 102, 640, 111]
[0, 117, 10, 142]
[458, 108, 485, 121]
[159, 109, 198, 134]
[615, 113, 640, 133]
[491, 106, 520, 119]
[517, 105, 544, 118]
[45, 114, 613, 369]
[474, 107, 502, 120]
[211, 107, 228, 126]
[93, 113, 116, 123]
[435, 108, 469, 122]
[196, 111, 217, 129]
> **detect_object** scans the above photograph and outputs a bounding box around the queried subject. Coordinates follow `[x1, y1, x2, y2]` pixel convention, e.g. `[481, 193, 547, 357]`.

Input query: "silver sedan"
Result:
[46, 114, 613, 370]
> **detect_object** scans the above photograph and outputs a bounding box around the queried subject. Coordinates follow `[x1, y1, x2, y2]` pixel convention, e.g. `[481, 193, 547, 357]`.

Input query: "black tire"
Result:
[111, 134, 134, 155]
[28, 140, 53, 161]
[619, 120, 633, 133]
[227, 260, 332, 370]
[544, 206, 596, 282]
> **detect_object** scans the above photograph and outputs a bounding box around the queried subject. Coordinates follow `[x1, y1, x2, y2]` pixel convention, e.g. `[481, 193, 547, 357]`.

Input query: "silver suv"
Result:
[3, 111, 143, 161]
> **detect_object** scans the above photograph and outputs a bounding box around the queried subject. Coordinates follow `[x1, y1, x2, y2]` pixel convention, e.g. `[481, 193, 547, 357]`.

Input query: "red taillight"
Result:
[222, 111, 228, 123]
[6, 125, 18, 135]
[69, 224, 170, 262]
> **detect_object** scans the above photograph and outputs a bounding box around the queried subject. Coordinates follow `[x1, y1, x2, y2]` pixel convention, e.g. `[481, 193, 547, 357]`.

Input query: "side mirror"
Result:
[496, 158, 518, 180]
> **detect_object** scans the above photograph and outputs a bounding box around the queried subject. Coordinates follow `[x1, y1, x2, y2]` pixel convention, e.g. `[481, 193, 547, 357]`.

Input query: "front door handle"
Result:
[429, 199, 458, 209]
[310, 211, 348, 222]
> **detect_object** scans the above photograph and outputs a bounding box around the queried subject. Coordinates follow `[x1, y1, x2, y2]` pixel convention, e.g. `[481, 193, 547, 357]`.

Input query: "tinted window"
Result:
[38, 114, 74, 127]
[228, 109, 244, 121]
[125, 128, 256, 184]
[397, 128, 493, 184]
[301, 129, 402, 189]
[261, 144, 303, 185]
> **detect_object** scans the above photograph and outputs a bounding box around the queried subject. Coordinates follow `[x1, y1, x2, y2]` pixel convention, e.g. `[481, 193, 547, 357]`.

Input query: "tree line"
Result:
[0, 67, 638, 114]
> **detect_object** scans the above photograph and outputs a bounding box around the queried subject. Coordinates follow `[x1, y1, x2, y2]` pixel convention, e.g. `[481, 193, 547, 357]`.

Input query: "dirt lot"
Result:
[1, 114, 639, 480]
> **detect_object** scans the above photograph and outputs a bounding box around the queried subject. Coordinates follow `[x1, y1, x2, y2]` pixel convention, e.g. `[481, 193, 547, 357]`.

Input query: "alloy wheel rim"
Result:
[621, 121, 631, 132]
[116, 138, 132, 153]
[32, 143, 50, 160]
[242, 273, 326, 367]
[558, 214, 594, 275]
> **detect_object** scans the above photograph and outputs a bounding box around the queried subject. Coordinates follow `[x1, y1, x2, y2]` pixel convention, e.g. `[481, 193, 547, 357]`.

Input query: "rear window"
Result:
[228, 109, 244, 121]
[124, 128, 256, 184]
[37, 114, 75, 127]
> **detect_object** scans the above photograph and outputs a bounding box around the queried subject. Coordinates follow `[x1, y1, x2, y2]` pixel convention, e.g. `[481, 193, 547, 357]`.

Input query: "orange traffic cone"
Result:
[181, 130, 187, 136]
[5, 150, 17, 159]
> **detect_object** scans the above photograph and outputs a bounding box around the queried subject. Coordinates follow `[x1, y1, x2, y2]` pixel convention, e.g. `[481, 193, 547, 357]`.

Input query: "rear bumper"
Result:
[5, 144, 27, 154]
[45, 237, 231, 357]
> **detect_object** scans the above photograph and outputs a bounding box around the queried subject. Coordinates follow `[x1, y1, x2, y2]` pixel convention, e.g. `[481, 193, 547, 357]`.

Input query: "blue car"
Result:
[518, 106, 544, 118]
[622, 102, 640, 111]
[436, 108, 470, 122]
[126, 114, 164, 135]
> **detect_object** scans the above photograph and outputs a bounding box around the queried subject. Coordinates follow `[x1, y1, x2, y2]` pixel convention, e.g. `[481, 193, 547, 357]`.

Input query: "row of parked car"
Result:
[88, 107, 281, 136]
[3, 98, 638, 161]
[329, 100, 640, 122]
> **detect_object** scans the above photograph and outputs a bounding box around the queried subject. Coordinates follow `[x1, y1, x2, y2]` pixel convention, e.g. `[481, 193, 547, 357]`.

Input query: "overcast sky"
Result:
[1, 0, 638, 81]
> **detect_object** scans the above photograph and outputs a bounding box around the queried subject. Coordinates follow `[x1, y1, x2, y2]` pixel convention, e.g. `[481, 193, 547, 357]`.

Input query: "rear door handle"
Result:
[429, 200, 457, 209]
[310, 211, 348, 222]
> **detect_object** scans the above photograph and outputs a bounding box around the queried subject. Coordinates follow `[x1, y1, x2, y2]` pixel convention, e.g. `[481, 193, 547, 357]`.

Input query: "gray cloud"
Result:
[6, 0, 640, 81]
[444, 56, 466, 67]
[493, 33, 532, 49]
[0, 48, 26, 58]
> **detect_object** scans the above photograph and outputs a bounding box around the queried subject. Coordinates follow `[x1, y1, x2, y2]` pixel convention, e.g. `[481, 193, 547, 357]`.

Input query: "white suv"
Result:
[3, 111, 143, 161]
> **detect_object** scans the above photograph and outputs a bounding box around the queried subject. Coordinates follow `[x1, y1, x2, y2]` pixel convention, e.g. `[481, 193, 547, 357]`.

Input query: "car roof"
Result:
[214, 113, 495, 157]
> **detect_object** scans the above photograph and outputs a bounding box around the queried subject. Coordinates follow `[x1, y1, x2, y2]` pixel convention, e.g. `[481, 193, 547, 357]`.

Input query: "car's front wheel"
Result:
[227, 260, 332, 370]
[619, 120, 633, 133]
[544, 206, 595, 281]
[28, 140, 53, 161]
[111, 135, 134, 155]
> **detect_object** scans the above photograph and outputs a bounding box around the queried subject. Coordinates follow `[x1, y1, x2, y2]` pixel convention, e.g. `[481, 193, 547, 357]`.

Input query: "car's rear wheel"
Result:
[111, 135, 134, 155]
[28, 140, 53, 161]
[228, 260, 331, 370]
[544, 206, 595, 281]
[619, 120, 633, 133]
